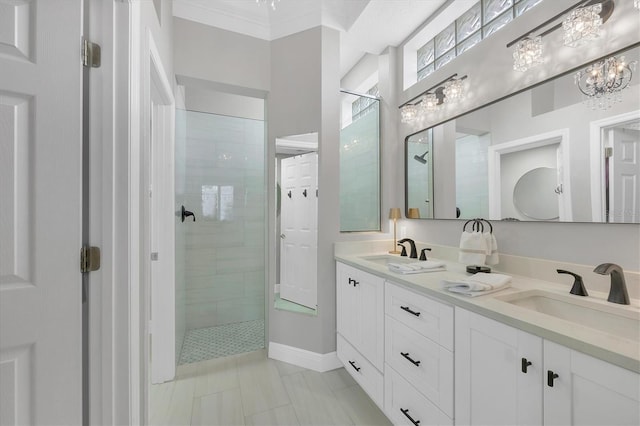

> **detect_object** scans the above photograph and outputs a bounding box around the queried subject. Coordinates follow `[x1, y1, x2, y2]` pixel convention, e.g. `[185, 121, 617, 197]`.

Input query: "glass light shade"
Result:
[563, 4, 602, 48]
[400, 104, 418, 123]
[256, 0, 279, 11]
[443, 78, 464, 103]
[575, 56, 637, 110]
[636, 0, 640, 9]
[420, 94, 439, 113]
[389, 208, 402, 220]
[407, 208, 420, 219]
[513, 36, 543, 72]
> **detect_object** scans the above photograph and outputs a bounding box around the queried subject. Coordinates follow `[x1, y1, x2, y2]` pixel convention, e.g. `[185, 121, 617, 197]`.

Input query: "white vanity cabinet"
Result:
[336, 262, 384, 406]
[543, 340, 640, 426]
[456, 307, 640, 426]
[384, 282, 454, 425]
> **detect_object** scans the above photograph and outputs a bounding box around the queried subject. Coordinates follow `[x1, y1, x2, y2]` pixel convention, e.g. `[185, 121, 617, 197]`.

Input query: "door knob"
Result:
[280, 234, 286, 239]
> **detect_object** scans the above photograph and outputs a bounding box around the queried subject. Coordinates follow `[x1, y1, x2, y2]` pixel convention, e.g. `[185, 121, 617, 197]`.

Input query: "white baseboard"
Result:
[268, 342, 342, 372]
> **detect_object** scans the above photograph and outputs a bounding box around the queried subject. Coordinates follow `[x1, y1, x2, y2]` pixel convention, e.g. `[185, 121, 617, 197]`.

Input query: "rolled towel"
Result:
[458, 230, 488, 265]
[484, 232, 500, 266]
[388, 260, 446, 274]
[441, 273, 511, 297]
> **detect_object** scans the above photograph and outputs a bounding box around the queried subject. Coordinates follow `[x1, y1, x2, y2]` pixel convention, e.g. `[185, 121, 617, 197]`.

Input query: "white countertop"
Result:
[335, 251, 640, 374]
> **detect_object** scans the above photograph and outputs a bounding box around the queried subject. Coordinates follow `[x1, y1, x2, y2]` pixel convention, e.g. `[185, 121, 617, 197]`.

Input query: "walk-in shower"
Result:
[175, 108, 266, 364]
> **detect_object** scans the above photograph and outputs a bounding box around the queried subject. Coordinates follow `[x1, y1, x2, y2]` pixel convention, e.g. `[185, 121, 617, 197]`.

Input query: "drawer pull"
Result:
[400, 352, 421, 367]
[348, 360, 361, 372]
[400, 408, 421, 425]
[400, 305, 421, 317]
[348, 278, 359, 286]
[547, 370, 559, 387]
[521, 357, 532, 373]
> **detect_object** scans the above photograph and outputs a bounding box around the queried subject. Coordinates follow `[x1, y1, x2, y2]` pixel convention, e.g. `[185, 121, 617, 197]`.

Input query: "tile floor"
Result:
[150, 349, 392, 426]
[179, 320, 265, 365]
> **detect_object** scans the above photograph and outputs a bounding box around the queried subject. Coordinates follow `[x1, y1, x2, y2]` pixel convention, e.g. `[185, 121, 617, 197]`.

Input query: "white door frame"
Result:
[589, 110, 640, 222]
[145, 30, 176, 387]
[488, 129, 572, 221]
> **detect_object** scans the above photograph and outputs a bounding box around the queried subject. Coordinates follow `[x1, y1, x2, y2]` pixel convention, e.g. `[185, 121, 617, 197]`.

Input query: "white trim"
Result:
[488, 129, 571, 221]
[147, 31, 176, 386]
[589, 110, 640, 222]
[274, 283, 281, 294]
[268, 342, 342, 372]
[128, 1, 142, 425]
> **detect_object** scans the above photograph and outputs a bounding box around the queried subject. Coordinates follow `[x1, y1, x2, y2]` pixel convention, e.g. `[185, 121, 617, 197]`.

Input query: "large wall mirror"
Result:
[406, 44, 640, 223]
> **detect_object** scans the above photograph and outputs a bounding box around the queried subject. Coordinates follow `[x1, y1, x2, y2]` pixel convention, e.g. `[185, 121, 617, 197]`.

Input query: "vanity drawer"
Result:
[385, 281, 454, 351]
[385, 315, 453, 418]
[385, 366, 453, 426]
[337, 333, 383, 409]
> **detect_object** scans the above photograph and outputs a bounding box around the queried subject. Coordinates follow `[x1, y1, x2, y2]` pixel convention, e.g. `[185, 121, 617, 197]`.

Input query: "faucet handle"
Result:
[398, 243, 407, 257]
[419, 248, 431, 261]
[557, 269, 588, 297]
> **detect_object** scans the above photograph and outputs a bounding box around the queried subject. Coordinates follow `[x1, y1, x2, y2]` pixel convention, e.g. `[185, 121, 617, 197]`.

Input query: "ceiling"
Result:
[173, 0, 448, 77]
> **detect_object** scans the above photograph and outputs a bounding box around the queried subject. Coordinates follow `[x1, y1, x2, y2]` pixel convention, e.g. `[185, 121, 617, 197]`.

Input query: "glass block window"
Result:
[352, 84, 380, 122]
[417, 0, 543, 82]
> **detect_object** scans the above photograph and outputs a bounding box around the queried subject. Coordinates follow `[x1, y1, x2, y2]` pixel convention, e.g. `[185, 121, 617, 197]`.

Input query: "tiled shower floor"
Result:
[178, 319, 265, 365]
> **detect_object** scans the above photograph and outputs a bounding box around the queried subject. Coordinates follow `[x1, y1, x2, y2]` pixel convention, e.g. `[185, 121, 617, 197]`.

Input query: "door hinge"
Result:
[82, 39, 101, 68]
[605, 147, 613, 158]
[80, 246, 101, 273]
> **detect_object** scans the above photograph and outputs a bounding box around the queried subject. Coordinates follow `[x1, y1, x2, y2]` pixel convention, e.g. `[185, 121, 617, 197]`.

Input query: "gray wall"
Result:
[267, 27, 328, 354]
[397, 0, 640, 272]
[174, 17, 270, 92]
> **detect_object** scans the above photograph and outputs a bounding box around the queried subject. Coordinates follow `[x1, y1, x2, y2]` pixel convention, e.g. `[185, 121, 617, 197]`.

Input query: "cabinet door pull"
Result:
[547, 370, 559, 387]
[400, 306, 421, 317]
[348, 277, 359, 286]
[400, 352, 421, 367]
[521, 357, 532, 373]
[348, 360, 361, 372]
[400, 408, 421, 426]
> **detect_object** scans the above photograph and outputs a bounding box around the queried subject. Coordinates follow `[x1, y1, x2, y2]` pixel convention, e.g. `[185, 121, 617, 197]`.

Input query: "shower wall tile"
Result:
[183, 111, 266, 330]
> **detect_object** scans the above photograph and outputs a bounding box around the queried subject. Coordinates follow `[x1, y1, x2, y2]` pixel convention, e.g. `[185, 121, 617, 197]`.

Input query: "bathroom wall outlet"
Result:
[400, 226, 407, 238]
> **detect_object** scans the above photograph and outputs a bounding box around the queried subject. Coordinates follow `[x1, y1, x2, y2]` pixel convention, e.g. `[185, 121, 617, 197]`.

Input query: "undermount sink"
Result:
[496, 290, 640, 342]
[359, 254, 416, 266]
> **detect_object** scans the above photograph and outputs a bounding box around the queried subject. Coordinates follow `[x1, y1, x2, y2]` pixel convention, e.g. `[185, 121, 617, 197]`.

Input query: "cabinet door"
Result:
[355, 269, 384, 370]
[335, 263, 384, 370]
[544, 341, 640, 426]
[455, 308, 543, 426]
[336, 262, 358, 344]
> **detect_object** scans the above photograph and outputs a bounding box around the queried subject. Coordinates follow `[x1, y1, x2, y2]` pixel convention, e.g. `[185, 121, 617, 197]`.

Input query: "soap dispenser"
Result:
[556, 269, 588, 296]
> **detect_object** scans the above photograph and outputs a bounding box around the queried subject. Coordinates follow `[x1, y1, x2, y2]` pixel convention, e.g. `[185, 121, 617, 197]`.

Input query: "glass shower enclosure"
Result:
[175, 109, 266, 364]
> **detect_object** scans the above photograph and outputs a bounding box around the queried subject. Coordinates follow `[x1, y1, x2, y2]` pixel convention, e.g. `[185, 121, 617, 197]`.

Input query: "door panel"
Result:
[610, 128, 640, 223]
[279, 153, 317, 309]
[0, 0, 83, 424]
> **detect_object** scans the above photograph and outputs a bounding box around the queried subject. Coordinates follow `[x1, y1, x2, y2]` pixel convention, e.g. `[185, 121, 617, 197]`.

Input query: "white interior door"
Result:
[608, 127, 640, 223]
[0, 1, 84, 424]
[280, 153, 317, 309]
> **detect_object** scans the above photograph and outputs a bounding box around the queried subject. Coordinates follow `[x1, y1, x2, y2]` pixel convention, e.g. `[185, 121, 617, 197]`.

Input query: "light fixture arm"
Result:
[398, 74, 467, 109]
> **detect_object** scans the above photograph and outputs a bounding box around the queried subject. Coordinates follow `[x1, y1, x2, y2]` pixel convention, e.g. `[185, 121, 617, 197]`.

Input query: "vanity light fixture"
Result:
[442, 78, 464, 103]
[388, 208, 402, 254]
[513, 36, 544, 72]
[256, 0, 280, 11]
[399, 74, 467, 124]
[635, 0, 640, 9]
[507, 1, 615, 72]
[575, 55, 637, 110]
[562, 3, 603, 47]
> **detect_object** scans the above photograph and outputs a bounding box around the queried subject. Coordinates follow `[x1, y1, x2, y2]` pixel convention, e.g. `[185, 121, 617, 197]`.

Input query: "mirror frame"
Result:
[404, 41, 640, 223]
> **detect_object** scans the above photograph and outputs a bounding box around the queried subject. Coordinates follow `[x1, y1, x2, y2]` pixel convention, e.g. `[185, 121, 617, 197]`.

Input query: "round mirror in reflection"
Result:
[513, 167, 559, 220]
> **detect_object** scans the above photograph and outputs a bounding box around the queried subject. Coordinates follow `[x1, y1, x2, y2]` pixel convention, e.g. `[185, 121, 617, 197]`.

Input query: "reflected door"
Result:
[280, 153, 318, 309]
[608, 127, 640, 223]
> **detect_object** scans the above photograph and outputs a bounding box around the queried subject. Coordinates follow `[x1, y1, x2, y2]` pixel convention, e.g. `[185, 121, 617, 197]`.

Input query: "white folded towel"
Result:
[484, 232, 500, 266]
[458, 230, 488, 265]
[388, 260, 446, 274]
[441, 273, 511, 297]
